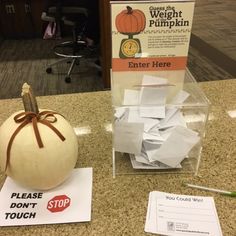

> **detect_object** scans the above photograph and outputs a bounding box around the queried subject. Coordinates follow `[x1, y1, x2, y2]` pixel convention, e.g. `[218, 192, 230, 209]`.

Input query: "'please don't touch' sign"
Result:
[0, 168, 92, 226]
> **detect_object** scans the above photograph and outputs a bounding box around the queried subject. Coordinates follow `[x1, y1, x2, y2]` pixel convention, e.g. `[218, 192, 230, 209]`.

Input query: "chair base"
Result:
[42, 5, 90, 83]
[46, 39, 101, 83]
[46, 57, 80, 83]
[53, 40, 86, 58]
[46, 38, 86, 83]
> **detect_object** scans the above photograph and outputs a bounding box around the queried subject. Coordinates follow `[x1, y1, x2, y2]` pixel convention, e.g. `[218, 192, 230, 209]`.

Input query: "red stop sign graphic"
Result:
[47, 195, 71, 213]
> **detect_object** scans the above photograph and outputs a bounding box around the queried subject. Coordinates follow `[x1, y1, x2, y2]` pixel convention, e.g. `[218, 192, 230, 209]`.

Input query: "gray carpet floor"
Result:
[187, 46, 233, 82]
[0, 39, 103, 99]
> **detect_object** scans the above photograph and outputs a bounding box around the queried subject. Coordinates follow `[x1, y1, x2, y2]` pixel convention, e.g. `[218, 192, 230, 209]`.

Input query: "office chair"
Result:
[41, 5, 90, 83]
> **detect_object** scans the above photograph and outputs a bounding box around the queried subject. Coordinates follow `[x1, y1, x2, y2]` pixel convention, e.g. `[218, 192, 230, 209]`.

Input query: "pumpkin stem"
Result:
[126, 6, 133, 14]
[21, 83, 39, 114]
[128, 34, 133, 39]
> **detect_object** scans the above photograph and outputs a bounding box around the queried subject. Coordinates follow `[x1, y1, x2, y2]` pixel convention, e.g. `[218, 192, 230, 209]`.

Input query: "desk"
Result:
[0, 79, 235, 235]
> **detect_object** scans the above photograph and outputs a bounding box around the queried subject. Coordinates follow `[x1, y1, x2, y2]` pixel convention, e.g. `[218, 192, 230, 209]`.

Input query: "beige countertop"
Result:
[0, 79, 235, 236]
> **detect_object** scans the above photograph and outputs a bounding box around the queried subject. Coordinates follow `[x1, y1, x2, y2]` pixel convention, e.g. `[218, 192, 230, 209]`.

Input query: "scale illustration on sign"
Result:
[115, 6, 146, 58]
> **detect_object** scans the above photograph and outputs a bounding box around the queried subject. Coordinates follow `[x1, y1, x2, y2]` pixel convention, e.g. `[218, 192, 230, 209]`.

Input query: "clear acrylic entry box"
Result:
[112, 69, 210, 177]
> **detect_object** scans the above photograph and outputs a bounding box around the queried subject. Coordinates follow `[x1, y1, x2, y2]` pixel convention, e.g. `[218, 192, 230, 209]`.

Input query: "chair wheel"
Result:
[46, 67, 52, 74]
[65, 76, 71, 83]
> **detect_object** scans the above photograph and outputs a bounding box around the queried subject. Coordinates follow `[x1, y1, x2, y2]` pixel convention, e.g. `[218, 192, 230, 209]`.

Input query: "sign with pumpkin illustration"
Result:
[111, 1, 195, 72]
[115, 6, 146, 58]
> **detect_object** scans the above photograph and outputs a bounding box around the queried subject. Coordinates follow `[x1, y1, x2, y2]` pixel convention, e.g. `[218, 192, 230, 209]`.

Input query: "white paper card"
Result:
[0, 168, 93, 226]
[145, 191, 157, 233]
[114, 107, 127, 119]
[143, 132, 165, 142]
[151, 126, 200, 167]
[143, 141, 162, 162]
[159, 127, 175, 141]
[140, 87, 167, 105]
[123, 89, 140, 105]
[142, 75, 167, 86]
[114, 121, 144, 154]
[128, 107, 159, 132]
[130, 155, 176, 169]
[139, 106, 165, 119]
[140, 76, 168, 105]
[159, 110, 187, 129]
[145, 191, 223, 236]
[170, 90, 190, 104]
[159, 108, 178, 127]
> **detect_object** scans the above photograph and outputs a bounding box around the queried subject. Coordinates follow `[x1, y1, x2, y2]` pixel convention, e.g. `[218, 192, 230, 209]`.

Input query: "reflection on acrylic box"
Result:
[112, 70, 210, 176]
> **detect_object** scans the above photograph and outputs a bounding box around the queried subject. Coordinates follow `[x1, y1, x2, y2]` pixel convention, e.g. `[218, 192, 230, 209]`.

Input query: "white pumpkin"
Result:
[0, 109, 78, 190]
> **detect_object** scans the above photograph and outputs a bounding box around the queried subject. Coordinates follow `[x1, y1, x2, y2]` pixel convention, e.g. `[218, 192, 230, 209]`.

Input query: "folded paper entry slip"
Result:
[0, 168, 92, 226]
[114, 74, 200, 169]
[145, 191, 223, 236]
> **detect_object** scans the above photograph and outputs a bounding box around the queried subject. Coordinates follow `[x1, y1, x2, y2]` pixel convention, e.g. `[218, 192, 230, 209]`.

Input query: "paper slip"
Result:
[130, 155, 179, 169]
[132, 142, 182, 169]
[159, 108, 178, 127]
[0, 168, 93, 226]
[145, 191, 223, 236]
[142, 141, 182, 168]
[159, 127, 175, 141]
[140, 76, 168, 105]
[159, 110, 187, 130]
[150, 126, 200, 167]
[139, 106, 165, 119]
[114, 107, 127, 119]
[170, 90, 190, 104]
[143, 132, 165, 143]
[140, 87, 168, 105]
[128, 107, 159, 132]
[114, 121, 144, 154]
[123, 89, 140, 105]
[142, 75, 168, 86]
[143, 141, 162, 162]
[147, 126, 162, 136]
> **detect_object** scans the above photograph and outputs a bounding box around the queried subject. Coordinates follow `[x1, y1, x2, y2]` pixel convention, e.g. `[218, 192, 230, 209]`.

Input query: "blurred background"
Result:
[0, 0, 235, 99]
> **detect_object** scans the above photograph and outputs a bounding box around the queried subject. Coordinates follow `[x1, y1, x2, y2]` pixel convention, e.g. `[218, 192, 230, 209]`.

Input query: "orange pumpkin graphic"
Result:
[115, 6, 146, 58]
[115, 6, 146, 35]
